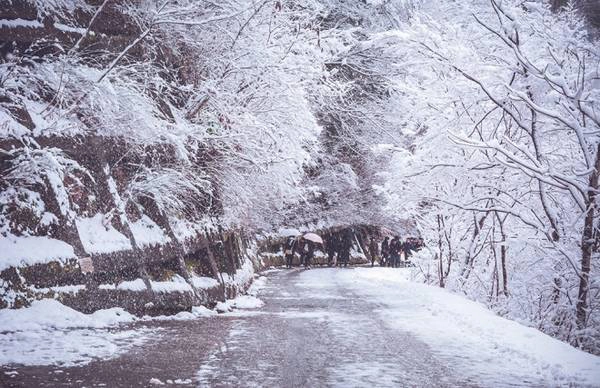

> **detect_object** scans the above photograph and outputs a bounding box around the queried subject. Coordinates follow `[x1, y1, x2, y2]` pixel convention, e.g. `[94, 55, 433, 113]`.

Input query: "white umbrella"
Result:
[303, 232, 323, 244]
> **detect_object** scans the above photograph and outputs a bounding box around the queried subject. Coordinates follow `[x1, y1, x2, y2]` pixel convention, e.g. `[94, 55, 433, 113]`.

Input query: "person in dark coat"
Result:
[284, 236, 296, 268]
[339, 230, 353, 267]
[304, 241, 315, 269]
[326, 235, 338, 267]
[369, 236, 379, 267]
[298, 239, 306, 267]
[390, 236, 401, 268]
[404, 238, 414, 262]
[381, 237, 390, 267]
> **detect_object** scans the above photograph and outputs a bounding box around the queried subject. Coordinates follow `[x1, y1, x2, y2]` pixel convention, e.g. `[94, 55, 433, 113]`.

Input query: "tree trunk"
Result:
[461, 211, 489, 280]
[577, 143, 600, 328]
[437, 214, 445, 288]
[495, 212, 509, 297]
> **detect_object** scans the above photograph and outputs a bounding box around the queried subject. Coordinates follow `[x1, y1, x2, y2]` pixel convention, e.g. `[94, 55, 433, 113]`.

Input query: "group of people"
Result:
[283, 230, 355, 269]
[374, 236, 423, 268]
[325, 230, 355, 267]
[284, 236, 316, 268]
[283, 230, 423, 269]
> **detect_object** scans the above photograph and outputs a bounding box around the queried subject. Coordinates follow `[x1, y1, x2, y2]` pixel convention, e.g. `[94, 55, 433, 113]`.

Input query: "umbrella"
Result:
[380, 227, 396, 237]
[303, 232, 323, 244]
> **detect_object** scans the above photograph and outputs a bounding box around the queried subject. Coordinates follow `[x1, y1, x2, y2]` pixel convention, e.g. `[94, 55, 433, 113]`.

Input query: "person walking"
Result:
[390, 236, 401, 268]
[327, 234, 338, 267]
[284, 236, 296, 268]
[339, 230, 352, 267]
[381, 236, 390, 267]
[369, 236, 379, 267]
[404, 237, 414, 263]
[297, 238, 305, 267]
[304, 241, 315, 269]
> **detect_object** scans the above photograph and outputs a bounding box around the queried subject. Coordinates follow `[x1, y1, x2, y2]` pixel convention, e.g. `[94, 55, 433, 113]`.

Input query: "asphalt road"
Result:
[1, 268, 474, 387]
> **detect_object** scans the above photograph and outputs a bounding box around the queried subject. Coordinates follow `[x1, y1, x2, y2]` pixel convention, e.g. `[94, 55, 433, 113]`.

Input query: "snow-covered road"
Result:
[196, 268, 468, 387]
[2, 267, 600, 387]
[315, 268, 600, 387]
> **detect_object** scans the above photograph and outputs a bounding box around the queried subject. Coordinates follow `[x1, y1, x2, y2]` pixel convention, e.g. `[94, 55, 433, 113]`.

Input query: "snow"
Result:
[169, 217, 218, 242]
[0, 299, 148, 366]
[28, 284, 85, 295]
[230, 295, 264, 309]
[215, 275, 267, 313]
[0, 19, 43, 29]
[145, 305, 217, 321]
[222, 258, 255, 289]
[190, 275, 219, 289]
[0, 299, 135, 332]
[76, 213, 132, 254]
[0, 327, 154, 366]
[115, 275, 214, 294]
[247, 275, 267, 296]
[150, 275, 192, 294]
[215, 300, 233, 313]
[130, 215, 171, 248]
[117, 278, 147, 292]
[149, 377, 191, 385]
[0, 234, 76, 271]
[302, 268, 600, 387]
[53, 22, 86, 34]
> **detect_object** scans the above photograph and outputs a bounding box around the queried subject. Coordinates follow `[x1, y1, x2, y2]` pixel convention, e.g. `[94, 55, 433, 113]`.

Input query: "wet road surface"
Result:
[1, 268, 474, 387]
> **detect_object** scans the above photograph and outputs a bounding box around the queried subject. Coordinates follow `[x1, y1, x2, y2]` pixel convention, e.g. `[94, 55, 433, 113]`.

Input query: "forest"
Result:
[1, 0, 600, 358]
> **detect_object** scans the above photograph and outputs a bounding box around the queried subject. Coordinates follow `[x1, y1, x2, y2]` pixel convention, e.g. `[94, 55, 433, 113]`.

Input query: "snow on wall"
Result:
[169, 217, 219, 243]
[0, 234, 76, 271]
[53, 22, 86, 34]
[150, 275, 193, 294]
[28, 284, 86, 295]
[130, 215, 171, 248]
[116, 279, 147, 292]
[0, 19, 44, 29]
[75, 213, 132, 255]
[190, 275, 219, 289]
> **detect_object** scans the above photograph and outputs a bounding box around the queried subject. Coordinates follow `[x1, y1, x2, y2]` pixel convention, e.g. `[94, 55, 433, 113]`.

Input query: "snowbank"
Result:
[145, 306, 217, 321]
[0, 234, 76, 271]
[231, 295, 265, 309]
[215, 294, 265, 313]
[328, 268, 600, 387]
[0, 299, 148, 366]
[215, 274, 267, 313]
[0, 299, 135, 332]
[222, 258, 255, 289]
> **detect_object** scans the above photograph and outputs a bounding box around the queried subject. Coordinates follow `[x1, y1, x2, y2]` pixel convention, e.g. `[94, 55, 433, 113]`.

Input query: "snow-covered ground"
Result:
[3, 266, 599, 387]
[300, 267, 600, 387]
[0, 299, 153, 366]
[0, 273, 269, 367]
